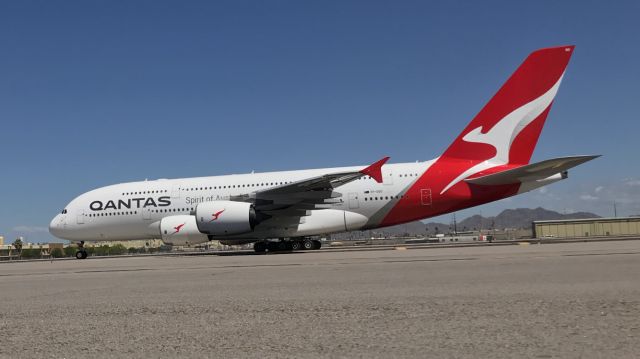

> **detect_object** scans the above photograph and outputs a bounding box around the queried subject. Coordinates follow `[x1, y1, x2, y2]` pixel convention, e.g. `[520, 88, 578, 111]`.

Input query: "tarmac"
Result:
[1, 240, 639, 358]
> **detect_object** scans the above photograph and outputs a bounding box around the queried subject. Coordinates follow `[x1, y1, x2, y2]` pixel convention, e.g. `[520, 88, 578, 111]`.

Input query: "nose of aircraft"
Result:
[49, 214, 65, 239]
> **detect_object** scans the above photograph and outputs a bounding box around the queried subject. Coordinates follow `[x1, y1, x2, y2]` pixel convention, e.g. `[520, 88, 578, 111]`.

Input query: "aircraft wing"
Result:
[464, 155, 600, 186]
[233, 157, 389, 215]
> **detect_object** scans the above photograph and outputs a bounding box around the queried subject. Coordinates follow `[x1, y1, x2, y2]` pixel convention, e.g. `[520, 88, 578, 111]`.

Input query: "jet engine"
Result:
[160, 215, 209, 246]
[195, 201, 258, 236]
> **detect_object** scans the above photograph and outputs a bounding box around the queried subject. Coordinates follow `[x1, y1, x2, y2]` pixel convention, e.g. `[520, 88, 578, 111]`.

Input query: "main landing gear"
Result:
[253, 238, 322, 253]
[75, 241, 88, 260]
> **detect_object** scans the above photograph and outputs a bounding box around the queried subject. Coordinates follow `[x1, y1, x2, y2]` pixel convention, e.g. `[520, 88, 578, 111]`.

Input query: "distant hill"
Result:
[332, 207, 600, 239]
[456, 207, 600, 231]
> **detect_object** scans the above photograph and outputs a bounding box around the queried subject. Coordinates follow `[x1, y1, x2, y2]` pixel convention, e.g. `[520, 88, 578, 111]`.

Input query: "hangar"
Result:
[533, 217, 640, 238]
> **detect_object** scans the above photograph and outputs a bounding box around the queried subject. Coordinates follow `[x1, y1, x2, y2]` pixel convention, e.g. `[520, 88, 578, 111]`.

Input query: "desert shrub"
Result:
[20, 248, 41, 259]
[64, 246, 77, 257]
[109, 244, 127, 255]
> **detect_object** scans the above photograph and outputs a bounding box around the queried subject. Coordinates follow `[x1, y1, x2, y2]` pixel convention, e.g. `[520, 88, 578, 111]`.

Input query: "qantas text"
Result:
[90, 197, 171, 211]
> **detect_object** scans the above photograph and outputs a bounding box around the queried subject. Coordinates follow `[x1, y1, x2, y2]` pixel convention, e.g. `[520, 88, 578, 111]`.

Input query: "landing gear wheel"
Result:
[312, 240, 322, 250]
[280, 241, 293, 251]
[74, 241, 87, 259]
[302, 239, 314, 250]
[267, 241, 279, 252]
[291, 241, 302, 250]
[254, 242, 267, 253]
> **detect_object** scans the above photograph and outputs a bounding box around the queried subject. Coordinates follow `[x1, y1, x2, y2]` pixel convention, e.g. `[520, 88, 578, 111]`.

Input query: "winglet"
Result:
[360, 157, 390, 183]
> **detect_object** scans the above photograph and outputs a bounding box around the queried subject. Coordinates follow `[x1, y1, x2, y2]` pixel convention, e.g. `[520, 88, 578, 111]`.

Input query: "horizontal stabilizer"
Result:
[464, 155, 600, 186]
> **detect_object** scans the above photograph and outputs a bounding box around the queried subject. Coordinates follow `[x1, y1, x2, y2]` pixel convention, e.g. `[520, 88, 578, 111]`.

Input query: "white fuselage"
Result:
[49, 160, 434, 243]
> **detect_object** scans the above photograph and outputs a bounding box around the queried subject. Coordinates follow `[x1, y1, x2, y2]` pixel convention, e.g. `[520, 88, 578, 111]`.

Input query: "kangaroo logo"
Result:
[172, 223, 186, 234]
[440, 73, 565, 194]
[209, 209, 225, 222]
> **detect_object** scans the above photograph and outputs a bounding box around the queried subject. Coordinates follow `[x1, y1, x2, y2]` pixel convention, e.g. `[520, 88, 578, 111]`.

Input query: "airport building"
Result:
[533, 217, 640, 238]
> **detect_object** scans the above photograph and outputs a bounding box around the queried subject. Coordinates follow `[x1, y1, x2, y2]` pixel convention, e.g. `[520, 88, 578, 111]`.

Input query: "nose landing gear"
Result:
[75, 241, 88, 259]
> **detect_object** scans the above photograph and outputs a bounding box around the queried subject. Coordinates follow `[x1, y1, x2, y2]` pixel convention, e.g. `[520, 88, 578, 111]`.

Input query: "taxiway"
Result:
[1, 240, 639, 358]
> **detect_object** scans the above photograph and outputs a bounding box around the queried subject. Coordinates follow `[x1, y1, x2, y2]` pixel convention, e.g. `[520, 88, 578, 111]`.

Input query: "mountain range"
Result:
[333, 207, 599, 238]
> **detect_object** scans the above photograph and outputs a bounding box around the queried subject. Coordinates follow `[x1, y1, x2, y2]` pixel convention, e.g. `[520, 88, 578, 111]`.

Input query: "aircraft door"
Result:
[142, 208, 152, 220]
[171, 184, 181, 199]
[383, 168, 393, 185]
[77, 210, 85, 224]
[348, 192, 359, 209]
[420, 189, 432, 206]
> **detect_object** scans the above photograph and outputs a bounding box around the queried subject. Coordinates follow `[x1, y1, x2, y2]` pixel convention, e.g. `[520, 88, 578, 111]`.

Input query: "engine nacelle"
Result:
[160, 215, 209, 246]
[195, 201, 257, 236]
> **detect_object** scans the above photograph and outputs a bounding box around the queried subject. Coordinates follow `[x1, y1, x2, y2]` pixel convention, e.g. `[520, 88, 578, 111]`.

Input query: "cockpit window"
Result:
[61, 209, 68, 214]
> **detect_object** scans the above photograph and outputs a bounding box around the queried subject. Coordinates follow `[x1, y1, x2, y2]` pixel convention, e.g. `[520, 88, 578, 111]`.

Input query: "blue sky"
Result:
[1, 1, 639, 243]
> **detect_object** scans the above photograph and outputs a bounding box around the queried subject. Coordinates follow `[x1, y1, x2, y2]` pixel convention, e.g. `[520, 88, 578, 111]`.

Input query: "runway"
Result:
[1, 240, 639, 358]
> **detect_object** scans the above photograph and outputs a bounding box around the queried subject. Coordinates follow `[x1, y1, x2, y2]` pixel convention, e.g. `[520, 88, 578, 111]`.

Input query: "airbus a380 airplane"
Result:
[50, 45, 598, 259]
